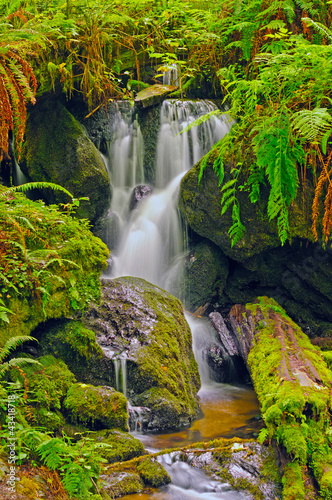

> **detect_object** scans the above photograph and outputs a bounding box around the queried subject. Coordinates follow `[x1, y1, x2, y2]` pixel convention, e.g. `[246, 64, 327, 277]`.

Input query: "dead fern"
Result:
[0, 47, 37, 160]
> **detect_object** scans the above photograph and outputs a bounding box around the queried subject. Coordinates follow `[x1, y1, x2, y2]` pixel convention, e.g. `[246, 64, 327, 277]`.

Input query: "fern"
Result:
[291, 108, 332, 143]
[0, 335, 41, 376]
[0, 182, 73, 200]
[302, 17, 332, 43]
[252, 112, 302, 245]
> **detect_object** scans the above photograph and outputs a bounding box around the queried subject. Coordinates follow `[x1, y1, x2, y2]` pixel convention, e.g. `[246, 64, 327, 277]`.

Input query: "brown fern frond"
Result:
[0, 46, 36, 160]
[312, 148, 332, 240]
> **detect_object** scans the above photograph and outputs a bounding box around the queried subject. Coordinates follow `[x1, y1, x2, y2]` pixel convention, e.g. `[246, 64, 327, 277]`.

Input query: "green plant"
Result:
[0, 335, 40, 376]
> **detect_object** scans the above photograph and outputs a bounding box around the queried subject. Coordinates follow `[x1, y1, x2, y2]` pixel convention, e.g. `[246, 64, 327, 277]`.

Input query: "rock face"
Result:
[135, 84, 178, 109]
[181, 240, 229, 311]
[20, 98, 111, 224]
[39, 277, 201, 432]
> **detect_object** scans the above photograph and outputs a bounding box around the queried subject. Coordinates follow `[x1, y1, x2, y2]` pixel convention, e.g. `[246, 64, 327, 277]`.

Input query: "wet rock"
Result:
[93, 209, 120, 251]
[129, 184, 153, 211]
[135, 84, 178, 109]
[181, 240, 229, 311]
[99, 472, 144, 498]
[209, 312, 239, 357]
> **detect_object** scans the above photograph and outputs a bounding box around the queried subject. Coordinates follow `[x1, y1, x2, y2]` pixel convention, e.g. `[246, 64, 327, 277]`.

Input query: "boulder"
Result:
[64, 383, 129, 431]
[39, 277, 201, 431]
[129, 184, 153, 211]
[181, 239, 229, 311]
[178, 150, 311, 262]
[20, 98, 111, 224]
[135, 84, 178, 109]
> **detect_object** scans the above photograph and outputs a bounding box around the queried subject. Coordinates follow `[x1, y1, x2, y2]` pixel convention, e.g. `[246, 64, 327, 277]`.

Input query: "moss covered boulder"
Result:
[136, 457, 171, 487]
[92, 429, 145, 463]
[81, 276, 201, 431]
[37, 320, 107, 384]
[20, 98, 111, 224]
[11, 354, 75, 432]
[64, 383, 129, 431]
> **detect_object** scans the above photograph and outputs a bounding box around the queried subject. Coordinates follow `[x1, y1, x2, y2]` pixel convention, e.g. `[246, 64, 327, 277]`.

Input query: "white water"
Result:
[108, 99, 231, 291]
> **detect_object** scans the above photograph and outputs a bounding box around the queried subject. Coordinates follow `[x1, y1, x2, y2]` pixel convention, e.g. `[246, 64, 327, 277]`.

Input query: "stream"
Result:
[103, 98, 260, 498]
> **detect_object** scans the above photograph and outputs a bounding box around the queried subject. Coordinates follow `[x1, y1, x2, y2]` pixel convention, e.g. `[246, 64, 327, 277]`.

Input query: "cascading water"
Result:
[102, 99, 260, 499]
[109, 99, 231, 290]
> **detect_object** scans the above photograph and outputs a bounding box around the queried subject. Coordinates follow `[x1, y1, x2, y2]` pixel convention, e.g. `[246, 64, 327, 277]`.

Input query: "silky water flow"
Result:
[101, 99, 258, 499]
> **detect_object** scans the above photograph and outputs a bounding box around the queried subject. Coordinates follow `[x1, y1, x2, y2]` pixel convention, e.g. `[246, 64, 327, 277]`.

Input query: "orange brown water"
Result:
[119, 383, 260, 500]
[133, 382, 261, 451]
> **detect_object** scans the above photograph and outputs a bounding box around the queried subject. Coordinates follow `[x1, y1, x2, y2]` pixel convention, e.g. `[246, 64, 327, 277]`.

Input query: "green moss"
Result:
[136, 457, 171, 487]
[99, 471, 144, 498]
[92, 429, 145, 463]
[282, 462, 305, 500]
[64, 383, 129, 431]
[323, 351, 332, 369]
[244, 297, 332, 498]
[0, 189, 109, 349]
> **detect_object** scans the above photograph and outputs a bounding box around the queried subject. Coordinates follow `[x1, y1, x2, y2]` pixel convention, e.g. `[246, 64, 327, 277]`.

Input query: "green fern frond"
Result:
[0, 336, 37, 363]
[0, 182, 73, 200]
[291, 108, 332, 142]
[302, 17, 332, 43]
[0, 357, 41, 376]
[261, 20, 286, 31]
[179, 109, 223, 135]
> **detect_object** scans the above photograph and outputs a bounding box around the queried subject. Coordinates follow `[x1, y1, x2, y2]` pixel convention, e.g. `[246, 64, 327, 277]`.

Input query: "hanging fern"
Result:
[0, 47, 37, 160]
[291, 108, 332, 143]
[252, 112, 303, 245]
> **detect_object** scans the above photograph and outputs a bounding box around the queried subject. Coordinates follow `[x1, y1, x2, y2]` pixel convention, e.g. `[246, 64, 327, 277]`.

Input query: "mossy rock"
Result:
[12, 355, 76, 411]
[20, 98, 111, 224]
[92, 429, 145, 463]
[0, 190, 109, 348]
[99, 471, 144, 498]
[136, 457, 171, 487]
[134, 387, 189, 431]
[82, 277, 201, 431]
[37, 320, 105, 384]
[64, 383, 129, 431]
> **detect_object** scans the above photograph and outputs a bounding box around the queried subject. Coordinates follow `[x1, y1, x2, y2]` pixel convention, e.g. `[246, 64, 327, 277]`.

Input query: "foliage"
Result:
[0, 334, 40, 376]
[0, 185, 108, 329]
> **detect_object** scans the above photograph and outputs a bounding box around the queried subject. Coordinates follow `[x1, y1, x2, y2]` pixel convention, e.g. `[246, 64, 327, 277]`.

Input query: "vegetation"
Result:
[2, 1, 332, 498]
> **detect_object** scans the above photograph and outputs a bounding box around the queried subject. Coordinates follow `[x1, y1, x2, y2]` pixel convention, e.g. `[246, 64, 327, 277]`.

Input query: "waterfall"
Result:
[112, 353, 127, 397]
[108, 99, 231, 292]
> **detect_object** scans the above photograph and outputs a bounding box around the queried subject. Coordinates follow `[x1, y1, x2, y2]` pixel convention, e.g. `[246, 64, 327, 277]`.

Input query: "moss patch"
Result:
[64, 383, 129, 431]
[241, 297, 332, 499]
[92, 429, 145, 463]
[136, 457, 171, 487]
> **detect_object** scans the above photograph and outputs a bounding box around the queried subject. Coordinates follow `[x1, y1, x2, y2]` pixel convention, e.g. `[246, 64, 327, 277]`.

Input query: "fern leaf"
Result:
[0, 336, 37, 363]
[0, 182, 73, 200]
[179, 109, 222, 135]
[291, 108, 332, 143]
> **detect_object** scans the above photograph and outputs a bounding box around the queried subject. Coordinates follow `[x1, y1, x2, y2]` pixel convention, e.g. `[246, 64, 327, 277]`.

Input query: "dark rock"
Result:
[93, 209, 120, 251]
[129, 184, 153, 211]
[20, 98, 111, 225]
[181, 240, 229, 311]
[178, 154, 311, 262]
[209, 312, 239, 357]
